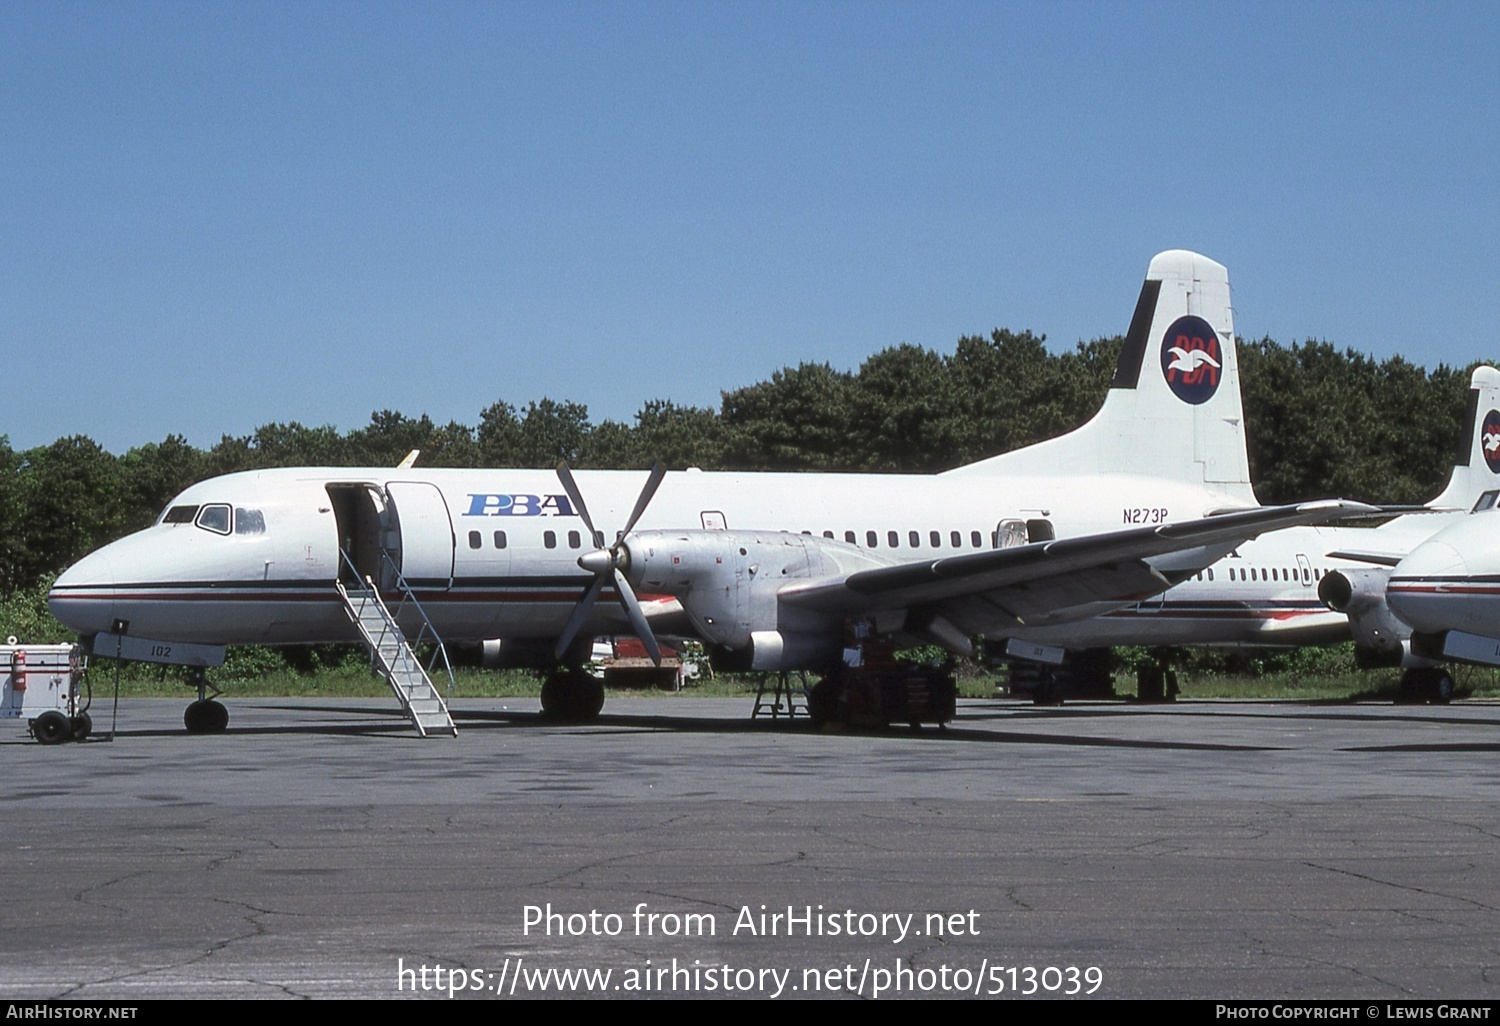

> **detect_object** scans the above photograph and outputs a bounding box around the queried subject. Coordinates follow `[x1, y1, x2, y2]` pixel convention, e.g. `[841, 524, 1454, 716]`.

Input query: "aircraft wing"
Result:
[779, 500, 1377, 626]
[1322, 549, 1405, 567]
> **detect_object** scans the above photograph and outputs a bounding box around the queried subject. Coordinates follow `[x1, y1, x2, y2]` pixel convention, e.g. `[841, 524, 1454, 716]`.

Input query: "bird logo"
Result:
[1166, 347, 1222, 374]
[1483, 410, 1500, 473]
[1160, 316, 1222, 405]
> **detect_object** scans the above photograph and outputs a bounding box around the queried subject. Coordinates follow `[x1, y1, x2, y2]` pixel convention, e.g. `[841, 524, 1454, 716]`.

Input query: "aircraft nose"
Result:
[1388, 540, 1470, 633]
[48, 546, 118, 637]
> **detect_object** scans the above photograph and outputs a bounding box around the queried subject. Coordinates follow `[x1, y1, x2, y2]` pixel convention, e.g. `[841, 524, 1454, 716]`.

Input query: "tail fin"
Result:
[1428, 366, 1500, 510]
[945, 250, 1256, 506]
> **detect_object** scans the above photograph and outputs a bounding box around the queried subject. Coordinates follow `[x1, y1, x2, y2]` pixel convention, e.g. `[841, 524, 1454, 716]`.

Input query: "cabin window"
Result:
[844, 531, 856, 544]
[866, 530, 877, 548]
[887, 530, 899, 548]
[544, 531, 557, 549]
[468, 531, 482, 549]
[494, 531, 507, 549]
[1207, 569, 1214, 582]
[162, 505, 198, 525]
[970, 531, 982, 548]
[950, 530, 961, 547]
[823, 530, 834, 539]
[568, 530, 582, 549]
[234, 508, 266, 535]
[930, 531, 941, 548]
[195, 504, 231, 535]
[909, 530, 920, 548]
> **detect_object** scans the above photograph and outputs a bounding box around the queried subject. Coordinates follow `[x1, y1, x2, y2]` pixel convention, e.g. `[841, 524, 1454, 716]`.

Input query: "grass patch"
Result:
[76, 651, 1500, 703]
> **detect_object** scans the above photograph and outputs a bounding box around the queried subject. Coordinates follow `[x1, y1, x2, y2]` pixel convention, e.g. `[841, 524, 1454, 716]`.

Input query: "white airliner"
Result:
[48, 250, 1370, 729]
[998, 365, 1500, 702]
[1379, 396, 1500, 677]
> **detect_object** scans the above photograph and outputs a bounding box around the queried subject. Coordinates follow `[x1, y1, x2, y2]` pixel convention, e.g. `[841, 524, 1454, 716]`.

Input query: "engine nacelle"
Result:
[624, 529, 889, 665]
[1318, 568, 1409, 668]
[456, 637, 589, 669]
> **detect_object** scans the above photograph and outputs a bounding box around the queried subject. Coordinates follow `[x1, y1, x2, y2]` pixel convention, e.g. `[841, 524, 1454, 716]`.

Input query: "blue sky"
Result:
[4, 1, 1496, 454]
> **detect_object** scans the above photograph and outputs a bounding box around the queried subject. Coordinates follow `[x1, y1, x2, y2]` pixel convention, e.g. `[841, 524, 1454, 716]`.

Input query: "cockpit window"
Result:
[195, 504, 232, 535]
[1474, 490, 1499, 513]
[234, 508, 266, 534]
[162, 505, 199, 525]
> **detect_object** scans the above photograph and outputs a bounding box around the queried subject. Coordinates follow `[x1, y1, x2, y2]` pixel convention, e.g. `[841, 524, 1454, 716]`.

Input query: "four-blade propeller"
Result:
[551, 462, 667, 665]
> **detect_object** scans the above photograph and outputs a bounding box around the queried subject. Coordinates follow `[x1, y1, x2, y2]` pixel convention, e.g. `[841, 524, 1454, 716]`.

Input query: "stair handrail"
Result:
[374, 549, 458, 700]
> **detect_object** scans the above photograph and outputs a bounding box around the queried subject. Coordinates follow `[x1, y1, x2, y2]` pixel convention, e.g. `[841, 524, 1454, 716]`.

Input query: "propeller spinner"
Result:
[551, 462, 667, 665]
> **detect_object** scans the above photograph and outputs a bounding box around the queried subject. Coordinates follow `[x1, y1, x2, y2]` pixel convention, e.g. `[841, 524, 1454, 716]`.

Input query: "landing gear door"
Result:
[385, 482, 455, 591]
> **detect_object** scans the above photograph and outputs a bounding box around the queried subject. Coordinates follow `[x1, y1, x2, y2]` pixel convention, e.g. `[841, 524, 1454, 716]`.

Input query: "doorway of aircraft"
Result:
[327, 484, 386, 586]
[325, 482, 455, 591]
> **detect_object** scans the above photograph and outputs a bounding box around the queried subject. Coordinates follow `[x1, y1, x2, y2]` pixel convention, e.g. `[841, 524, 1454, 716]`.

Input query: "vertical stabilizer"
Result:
[946, 250, 1256, 505]
[1429, 366, 1500, 509]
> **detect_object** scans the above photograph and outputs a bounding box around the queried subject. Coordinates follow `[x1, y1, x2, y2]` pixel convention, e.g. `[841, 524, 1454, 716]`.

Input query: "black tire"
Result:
[539, 675, 569, 720]
[33, 711, 71, 745]
[579, 677, 605, 720]
[1395, 670, 1424, 705]
[805, 677, 840, 728]
[1033, 672, 1064, 707]
[184, 699, 229, 733]
[539, 673, 603, 723]
[1431, 671, 1455, 705]
[70, 713, 92, 741]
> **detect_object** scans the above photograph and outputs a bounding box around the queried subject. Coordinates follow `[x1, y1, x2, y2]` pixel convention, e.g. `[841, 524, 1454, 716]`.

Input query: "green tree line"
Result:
[0, 332, 1477, 603]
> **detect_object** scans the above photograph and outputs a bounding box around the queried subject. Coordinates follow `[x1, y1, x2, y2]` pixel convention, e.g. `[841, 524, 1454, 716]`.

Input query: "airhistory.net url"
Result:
[396, 956, 1104, 998]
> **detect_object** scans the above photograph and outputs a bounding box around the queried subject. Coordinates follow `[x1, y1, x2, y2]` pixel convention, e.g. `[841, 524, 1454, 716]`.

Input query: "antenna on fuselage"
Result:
[397, 450, 420, 469]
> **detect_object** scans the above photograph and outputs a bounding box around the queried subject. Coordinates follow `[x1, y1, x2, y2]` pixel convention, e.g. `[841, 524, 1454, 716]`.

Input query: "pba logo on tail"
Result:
[1160, 316, 1222, 405]
[1483, 410, 1500, 474]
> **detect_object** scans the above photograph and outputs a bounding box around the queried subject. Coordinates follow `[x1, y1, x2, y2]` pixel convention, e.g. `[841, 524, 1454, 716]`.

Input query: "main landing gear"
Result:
[183, 667, 229, 733]
[539, 666, 605, 724]
[1396, 666, 1455, 706]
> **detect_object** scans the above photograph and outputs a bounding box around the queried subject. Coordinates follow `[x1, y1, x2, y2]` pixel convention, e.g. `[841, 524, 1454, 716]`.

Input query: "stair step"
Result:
[338, 574, 456, 739]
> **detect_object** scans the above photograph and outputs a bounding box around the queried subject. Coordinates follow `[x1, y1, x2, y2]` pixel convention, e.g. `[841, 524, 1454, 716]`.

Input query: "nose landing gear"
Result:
[183, 668, 229, 733]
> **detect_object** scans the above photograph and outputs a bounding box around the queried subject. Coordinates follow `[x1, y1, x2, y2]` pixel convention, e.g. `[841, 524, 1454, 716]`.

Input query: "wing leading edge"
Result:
[778, 500, 1377, 628]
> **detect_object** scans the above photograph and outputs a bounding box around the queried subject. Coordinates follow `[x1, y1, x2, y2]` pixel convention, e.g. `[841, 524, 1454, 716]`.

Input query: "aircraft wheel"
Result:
[70, 713, 93, 742]
[1431, 670, 1455, 705]
[33, 711, 71, 745]
[185, 699, 229, 734]
[539, 674, 566, 719]
[540, 673, 602, 723]
[1032, 672, 1064, 707]
[805, 677, 840, 727]
[578, 676, 605, 720]
[1395, 670, 1425, 704]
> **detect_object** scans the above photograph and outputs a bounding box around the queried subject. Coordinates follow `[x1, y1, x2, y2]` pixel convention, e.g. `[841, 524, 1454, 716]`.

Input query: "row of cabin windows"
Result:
[467, 529, 607, 551]
[1220, 565, 1325, 584]
[808, 529, 989, 550]
[467, 528, 996, 553]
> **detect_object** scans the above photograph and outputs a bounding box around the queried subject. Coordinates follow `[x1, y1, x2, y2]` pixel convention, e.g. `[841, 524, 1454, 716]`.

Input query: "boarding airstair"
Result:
[336, 550, 457, 738]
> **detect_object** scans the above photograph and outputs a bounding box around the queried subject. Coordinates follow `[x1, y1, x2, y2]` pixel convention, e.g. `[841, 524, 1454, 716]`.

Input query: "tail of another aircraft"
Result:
[945, 250, 1257, 506]
[1427, 365, 1500, 510]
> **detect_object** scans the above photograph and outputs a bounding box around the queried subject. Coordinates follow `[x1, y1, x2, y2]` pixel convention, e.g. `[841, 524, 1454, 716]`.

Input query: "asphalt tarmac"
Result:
[3, 694, 1500, 1000]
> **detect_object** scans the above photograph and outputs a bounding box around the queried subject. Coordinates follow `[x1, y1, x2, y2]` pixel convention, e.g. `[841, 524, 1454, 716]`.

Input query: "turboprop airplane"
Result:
[994, 365, 1500, 703]
[47, 250, 1372, 733]
[1371, 389, 1500, 683]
